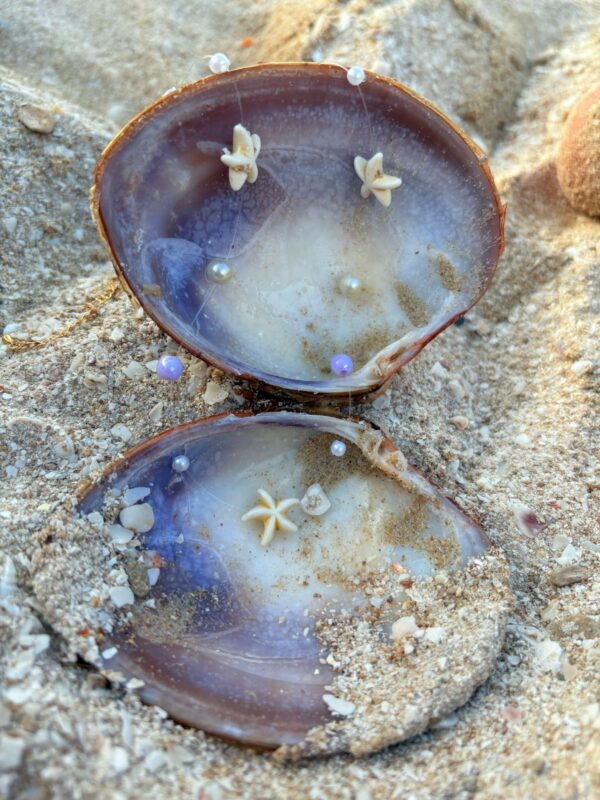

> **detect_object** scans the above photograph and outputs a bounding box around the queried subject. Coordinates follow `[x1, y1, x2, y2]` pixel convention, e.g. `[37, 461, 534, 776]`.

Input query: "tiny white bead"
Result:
[339, 274, 362, 295]
[330, 440, 347, 457]
[346, 66, 366, 86]
[206, 261, 233, 283]
[209, 53, 231, 74]
[172, 455, 190, 473]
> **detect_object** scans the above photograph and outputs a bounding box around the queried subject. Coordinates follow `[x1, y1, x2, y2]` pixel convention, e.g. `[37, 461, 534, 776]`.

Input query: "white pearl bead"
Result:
[339, 274, 362, 295]
[172, 455, 190, 473]
[208, 53, 231, 74]
[330, 440, 347, 457]
[346, 66, 366, 86]
[206, 261, 233, 283]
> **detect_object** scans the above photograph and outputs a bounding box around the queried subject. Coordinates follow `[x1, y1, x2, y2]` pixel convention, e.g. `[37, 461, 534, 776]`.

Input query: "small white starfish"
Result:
[220, 123, 261, 191]
[354, 152, 402, 207]
[241, 489, 300, 546]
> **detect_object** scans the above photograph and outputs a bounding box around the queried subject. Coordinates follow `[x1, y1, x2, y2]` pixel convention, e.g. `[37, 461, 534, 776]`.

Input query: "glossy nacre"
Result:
[91, 63, 504, 399]
[79, 412, 495, 753]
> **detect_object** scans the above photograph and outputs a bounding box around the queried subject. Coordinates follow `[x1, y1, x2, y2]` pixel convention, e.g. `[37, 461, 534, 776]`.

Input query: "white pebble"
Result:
[147, 568, 160, 587]
[2, 216, 17, 235]
[110, 746, 130, 774]
[346, 65, 366, 86]
[208, 52, 231, 74]
[144, 750, 167, 773]
[371, 392, 391, 410]
[448, 378, 467, 399]
[534, 639, 563, 673]
[433, 713, 459, 729]
[102, 647, 118, 660]
[203, 380, 228, 405]
[448, 415, 469, 430]
[0, 734, 25, 770]
[109, 586, 135, 608]
[556, 543, 579, 566]
[423, 626, 446, 644]
[109, 327, 125, 342]
[322, 694, 355, 716]
[86, 511, 104, 528]
[551, 533, 570, 551]
[110, 423, 132, 442]
[0, 555, 17, 598]
[514, 433, 530, 446]
[122, 360, 146, 380]
[391, 615, 419, 642]
[148, 400, 164, 423]
[571, 359, 593, 376]
[430, 361, 448, 379]
[108, 524, 133, 545]
[120, 503, 154, 533]
[123, 486, 151, 505]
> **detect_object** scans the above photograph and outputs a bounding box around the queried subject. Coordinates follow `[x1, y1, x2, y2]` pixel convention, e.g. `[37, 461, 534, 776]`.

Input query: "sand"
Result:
[1, 0, 599, 797]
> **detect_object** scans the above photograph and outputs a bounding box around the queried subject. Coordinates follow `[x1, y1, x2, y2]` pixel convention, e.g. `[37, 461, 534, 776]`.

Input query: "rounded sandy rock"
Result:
[556, 84, 600, 217]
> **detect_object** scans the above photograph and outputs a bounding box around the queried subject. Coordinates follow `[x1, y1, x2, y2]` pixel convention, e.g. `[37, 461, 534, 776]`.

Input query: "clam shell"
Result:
[91, 63, 505, 399]
[78, 412, 506, 755]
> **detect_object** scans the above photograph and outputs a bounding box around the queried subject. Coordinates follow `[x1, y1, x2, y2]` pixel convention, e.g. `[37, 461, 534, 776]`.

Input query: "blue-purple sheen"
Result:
[330, 353, 353, 376]
[156, 354, 183, 380]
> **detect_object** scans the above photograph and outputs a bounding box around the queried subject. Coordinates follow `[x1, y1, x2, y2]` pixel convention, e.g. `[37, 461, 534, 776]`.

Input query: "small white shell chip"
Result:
[120, 503, 155, 533]
[300, 483, 331, 516]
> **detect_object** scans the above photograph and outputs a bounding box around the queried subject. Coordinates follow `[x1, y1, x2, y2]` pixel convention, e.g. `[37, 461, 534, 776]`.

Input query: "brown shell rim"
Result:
[90, 62, 506, 399]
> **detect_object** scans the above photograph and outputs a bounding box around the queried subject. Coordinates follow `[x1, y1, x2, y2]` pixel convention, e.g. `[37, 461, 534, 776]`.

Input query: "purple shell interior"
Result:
[93, 64, 503, 396]
[79, 412, 490, 749]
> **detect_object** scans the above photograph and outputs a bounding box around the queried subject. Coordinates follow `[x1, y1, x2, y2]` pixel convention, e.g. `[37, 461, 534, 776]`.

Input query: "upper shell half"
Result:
[91, 63, 505, 399]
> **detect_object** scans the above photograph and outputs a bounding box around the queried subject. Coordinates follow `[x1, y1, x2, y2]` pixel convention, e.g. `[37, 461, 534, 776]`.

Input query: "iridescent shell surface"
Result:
[79, 412, 493, 752]
[91, 63, 504, 398]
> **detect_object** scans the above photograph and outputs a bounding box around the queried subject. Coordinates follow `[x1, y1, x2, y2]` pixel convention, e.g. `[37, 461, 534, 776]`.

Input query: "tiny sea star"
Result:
[241, 489, 300, 546]
[221, 123, 261, 191]
[354, 152, 402, 207]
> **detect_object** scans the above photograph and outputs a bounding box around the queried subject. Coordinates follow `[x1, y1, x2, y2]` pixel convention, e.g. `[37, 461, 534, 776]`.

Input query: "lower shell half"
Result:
[78, 412, 512, 759]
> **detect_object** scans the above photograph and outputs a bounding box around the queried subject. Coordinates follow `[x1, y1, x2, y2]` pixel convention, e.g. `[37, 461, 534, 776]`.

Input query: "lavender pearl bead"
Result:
[330, 353, 353, 377]
[156, 355, 184, 381]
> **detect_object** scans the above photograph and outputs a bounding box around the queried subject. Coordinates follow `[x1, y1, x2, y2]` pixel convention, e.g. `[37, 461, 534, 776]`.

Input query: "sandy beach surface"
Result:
[1, 0, 599, 797]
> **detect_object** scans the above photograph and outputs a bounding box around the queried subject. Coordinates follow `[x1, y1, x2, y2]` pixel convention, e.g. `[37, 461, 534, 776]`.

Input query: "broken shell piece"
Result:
[0, 555, 17, 598]
[220, 123, 261, 191]
[391, 615, 419, 642]
[300, 483, 331, 516]
[78, 412, 508, 757]
[108, 524, 134, 544]
[119, 503, 154, 533]
[91, 63, 504, 400]
[323, 694, 355, 717]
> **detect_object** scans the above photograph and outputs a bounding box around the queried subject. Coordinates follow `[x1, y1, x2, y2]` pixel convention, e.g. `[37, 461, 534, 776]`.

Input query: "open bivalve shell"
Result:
[91, 63, 504, 399]
[79, 412, 511, 758]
